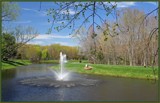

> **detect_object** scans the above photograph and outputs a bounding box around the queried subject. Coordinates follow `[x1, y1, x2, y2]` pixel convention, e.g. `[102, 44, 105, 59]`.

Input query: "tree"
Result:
[2, 2, 20, 21]
[2, 25, 38, 60]
[16, 44, 78, 61]
[46, 2, 117, 36]
[24, 45, 42, 63]
[78, 8, 158, 66]
[1, 33, 17, 61]
[118, 9, 145, 66]
[41, 49, 49, 60]
[12, 25, 38, 47]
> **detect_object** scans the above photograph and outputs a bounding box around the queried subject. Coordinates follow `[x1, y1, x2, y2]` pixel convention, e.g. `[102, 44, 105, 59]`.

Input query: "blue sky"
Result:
[4, 2, 158, 46]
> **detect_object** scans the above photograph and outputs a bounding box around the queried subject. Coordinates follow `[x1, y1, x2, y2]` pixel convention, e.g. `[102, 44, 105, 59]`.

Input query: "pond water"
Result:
[2, 64, 158, 101]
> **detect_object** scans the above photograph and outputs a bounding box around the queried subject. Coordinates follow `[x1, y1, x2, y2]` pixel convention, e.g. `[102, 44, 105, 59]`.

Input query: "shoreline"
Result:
[71, 71, 158, 80]
[2, 60, 158, 80]
[2, 60, 31, 70]
[52, 62, 158, 80]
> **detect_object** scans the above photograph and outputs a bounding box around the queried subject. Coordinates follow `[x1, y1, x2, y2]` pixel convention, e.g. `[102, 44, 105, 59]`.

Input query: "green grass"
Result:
[52, 61, 158, 80]
[2, 60, 31, 70]
[69, 60, 88, 63]
[40, 60, 88, 64]
[40, 60, 59, 64]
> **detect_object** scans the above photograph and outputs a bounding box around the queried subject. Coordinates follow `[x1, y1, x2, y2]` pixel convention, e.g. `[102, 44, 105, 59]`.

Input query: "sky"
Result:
[3, 2, 158, 46]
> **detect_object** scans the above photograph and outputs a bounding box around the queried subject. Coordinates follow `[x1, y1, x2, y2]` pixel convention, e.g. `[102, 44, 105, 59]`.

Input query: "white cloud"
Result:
[27, 40, 77, 46]
[12, 20, 31, 24]
[22, 8, 39, 13]
[115, 2, 135, 8]
[26, 34, 78, 46]
[27, 41, 44, 45]
[104, 2, 135, 8]
[60, 9, 76, 15]
[34, 34, 74, 40]
[54, 41, 70, 46]
[22, 8, 47, 16]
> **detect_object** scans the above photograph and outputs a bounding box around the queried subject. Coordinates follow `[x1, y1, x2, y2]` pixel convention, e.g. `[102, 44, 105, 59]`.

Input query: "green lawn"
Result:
[52, 61, 158, 80]
[40, 60, 88, 64]
[40, 60, 59, 64]
[2, 60, 31, 70]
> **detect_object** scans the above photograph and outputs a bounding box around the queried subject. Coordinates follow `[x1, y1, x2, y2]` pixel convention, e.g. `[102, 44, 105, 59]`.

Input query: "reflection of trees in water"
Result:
[2, 69, 17, 80]
[16, 64, 51, 78]
[2, 64, 51, 80]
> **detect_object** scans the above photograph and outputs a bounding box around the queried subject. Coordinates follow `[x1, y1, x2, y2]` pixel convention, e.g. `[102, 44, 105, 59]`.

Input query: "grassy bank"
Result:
[40, 60, 59, 64]
[40, 60, 88, 64]
[2, 60, 31, 70]
[52, 61, 158, 80]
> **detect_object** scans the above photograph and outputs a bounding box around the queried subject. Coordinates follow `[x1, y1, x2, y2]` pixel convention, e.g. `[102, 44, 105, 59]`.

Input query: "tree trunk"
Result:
[143, 51, 147, 68]
[108, 57, 110, 65]
[128, 47, 133, 66]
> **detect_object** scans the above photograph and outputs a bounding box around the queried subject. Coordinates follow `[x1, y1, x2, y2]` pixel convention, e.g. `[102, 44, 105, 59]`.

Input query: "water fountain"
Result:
[54, 52, 69, 81]
[19, 52, 99, 88]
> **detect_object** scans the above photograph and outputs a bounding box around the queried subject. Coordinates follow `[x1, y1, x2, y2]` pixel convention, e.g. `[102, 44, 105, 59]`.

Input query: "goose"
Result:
[84, 64, 93, 70]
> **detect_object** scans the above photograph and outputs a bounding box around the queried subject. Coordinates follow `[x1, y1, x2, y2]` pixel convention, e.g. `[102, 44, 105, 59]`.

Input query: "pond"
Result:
[2, 64, 158, 101]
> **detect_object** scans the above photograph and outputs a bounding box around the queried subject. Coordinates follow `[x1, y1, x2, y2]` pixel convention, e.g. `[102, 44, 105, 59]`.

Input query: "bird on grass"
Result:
[84, 64, 93, 70]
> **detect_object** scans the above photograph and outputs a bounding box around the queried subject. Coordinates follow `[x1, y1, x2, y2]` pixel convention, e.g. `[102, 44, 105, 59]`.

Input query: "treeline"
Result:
[2, 25, 79, 62]
[78, 8, 158, 67]
[16, 44, 79, 62]
[1, 32, 79, 63]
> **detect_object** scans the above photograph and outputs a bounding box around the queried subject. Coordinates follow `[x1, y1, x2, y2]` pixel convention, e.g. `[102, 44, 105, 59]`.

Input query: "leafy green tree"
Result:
[1, 33, 17, 61]
[24, 45, 42, 62]
[2, 2, 20, 21]
[41, 49, 48, 60]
